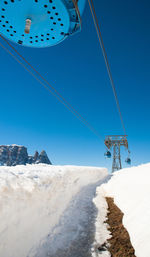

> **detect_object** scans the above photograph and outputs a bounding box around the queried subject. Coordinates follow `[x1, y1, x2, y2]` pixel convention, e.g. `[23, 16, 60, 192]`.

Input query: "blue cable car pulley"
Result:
[0, 0, 86, 48]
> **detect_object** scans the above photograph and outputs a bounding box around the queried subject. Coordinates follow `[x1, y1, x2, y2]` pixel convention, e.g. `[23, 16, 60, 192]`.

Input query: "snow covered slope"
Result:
[96, 163, 150, 257]
[0, 164, 108, 257]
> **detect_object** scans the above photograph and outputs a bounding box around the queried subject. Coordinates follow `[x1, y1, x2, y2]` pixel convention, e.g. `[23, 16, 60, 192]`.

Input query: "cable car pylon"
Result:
[104, 135, 131, 172]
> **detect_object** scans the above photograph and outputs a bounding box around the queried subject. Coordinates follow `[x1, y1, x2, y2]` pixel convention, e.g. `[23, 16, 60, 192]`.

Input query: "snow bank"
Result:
[0, 164, 108, 257]
[91, 176, 111, 257]
[97, 163, 150, 257]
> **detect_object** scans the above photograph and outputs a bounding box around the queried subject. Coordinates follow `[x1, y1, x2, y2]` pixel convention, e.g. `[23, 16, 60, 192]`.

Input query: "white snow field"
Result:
[95, 163, 150, 257]
[0, 164, 108, 257]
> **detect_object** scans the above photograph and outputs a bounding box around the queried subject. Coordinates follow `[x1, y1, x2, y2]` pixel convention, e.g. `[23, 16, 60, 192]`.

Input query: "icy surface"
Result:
[97, 163, 150, 257]
[0, 164, 108, 257]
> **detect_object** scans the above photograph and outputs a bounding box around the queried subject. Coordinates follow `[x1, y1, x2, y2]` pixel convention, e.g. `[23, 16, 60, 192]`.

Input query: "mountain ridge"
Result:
[0, 145, 52, 166]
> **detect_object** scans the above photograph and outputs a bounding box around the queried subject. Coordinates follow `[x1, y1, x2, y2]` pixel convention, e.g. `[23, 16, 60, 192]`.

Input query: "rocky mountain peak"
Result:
[0, 145, 52, 166]
[36, 150, 51, 165]
[34, 151, 39, 162]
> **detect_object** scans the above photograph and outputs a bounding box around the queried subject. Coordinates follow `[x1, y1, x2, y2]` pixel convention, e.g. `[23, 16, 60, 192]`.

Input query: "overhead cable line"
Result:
[87, 0, 127, 136]
[0, 35, 102, 141]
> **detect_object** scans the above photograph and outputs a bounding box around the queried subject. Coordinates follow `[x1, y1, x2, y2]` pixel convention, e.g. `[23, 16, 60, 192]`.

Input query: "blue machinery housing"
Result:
[0, 0, 86, 48]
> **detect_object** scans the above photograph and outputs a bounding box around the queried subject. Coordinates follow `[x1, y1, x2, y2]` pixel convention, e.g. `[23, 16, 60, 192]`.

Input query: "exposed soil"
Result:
[105, 197, 136, 257]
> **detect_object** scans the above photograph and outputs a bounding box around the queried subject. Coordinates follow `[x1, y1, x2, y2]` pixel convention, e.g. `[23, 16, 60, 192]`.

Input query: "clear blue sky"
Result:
[0, 0, 150, 171]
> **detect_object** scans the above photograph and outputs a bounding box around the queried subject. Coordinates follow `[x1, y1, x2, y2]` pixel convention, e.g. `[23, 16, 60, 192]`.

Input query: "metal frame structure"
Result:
[105, 135, 128, 172]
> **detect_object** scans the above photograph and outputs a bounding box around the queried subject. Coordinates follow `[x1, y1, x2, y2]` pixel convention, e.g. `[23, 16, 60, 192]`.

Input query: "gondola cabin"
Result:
[125, 157, 131, 165]
[104, 150, 111, 158]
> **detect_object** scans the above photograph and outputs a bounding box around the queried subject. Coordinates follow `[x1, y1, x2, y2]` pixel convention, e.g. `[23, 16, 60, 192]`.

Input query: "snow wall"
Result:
[0, 164, 108, 257]
[97, 163, 150, 257]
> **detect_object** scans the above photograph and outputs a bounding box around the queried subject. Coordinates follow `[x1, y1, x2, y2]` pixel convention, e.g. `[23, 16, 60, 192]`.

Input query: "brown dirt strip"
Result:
[105, 197, 136, 257]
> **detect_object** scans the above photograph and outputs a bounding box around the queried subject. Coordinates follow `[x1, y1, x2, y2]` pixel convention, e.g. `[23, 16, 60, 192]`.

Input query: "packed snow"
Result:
[0, 164, 108, 257]
[2, 162, 149, 257]
[95, 163, 150, 257]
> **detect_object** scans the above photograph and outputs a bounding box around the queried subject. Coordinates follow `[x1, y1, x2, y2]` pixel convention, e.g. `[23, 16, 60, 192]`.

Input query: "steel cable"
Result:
[0, 35, 103, 140]
[88, 0, 127, 136]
